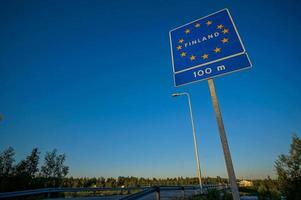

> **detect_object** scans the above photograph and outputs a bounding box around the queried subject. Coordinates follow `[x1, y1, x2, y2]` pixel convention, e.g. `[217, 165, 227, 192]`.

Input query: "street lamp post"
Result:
[172, 92, 203, 193]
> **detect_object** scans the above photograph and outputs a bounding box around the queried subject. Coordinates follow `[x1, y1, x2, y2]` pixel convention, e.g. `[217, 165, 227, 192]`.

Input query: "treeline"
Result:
[0, 147, 68, 192]
[1, 134, 299, 200]
[0, 146, 228, 193]
[60, 176, 228, 188]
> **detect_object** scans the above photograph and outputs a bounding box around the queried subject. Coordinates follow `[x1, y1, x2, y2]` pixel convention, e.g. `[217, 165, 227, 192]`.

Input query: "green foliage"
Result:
[203, 176, 228, 184]
[222, 192, 232, 200]
[256, 177, 280, 200]
[59, 176, 226, 188]
[275, 134, 301, 200]
[191, 194, 207, 200]
[207, 189, 220, 200]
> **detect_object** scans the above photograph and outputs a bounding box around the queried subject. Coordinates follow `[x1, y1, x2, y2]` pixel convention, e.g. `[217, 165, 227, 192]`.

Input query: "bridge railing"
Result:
[0, 184, 229, 199]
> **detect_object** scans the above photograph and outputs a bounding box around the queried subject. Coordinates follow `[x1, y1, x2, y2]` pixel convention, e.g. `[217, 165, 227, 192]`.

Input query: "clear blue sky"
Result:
[1, 0, 301, 179]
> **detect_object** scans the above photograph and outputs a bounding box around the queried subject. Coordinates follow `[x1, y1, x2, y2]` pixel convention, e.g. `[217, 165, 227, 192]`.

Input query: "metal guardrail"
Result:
[0, 184, 229, 199]
[0, 187, 141, 199]
[121, 185, 229, 200]
[120, 187, 158, 200]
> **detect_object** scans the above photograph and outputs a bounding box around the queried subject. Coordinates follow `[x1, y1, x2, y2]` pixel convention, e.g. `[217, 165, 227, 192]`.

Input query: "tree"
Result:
[0, 147, 15, 177]
[41, 149, 69, 186]
[14, 148, 40, 190]
[257, 177, 280, 200]
[0, 147, 15, 192]
[15, 148, 40, 177]
[275, 134, 301, 200]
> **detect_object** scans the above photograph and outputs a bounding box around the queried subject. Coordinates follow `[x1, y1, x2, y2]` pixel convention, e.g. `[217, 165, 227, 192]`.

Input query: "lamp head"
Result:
[171, 93, 180, 97]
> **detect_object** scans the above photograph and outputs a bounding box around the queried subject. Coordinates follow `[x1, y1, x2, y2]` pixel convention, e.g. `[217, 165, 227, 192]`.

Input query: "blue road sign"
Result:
[169, 9, 252, 87]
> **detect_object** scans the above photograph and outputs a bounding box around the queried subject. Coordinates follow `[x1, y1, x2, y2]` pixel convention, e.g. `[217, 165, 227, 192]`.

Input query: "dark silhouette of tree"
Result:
[0, 147, 15, 191]
[0, 146, 234, 192]
[41, 149, 69, 187]
[14, 148, 40, 190]
[275, 134, 301, 200]
[15, 148, 39, 177]
[0, 147, 15, 177]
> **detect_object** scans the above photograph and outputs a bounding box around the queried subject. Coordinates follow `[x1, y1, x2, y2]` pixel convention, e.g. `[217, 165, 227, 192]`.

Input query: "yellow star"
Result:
[214, 47, 221, 53]
[180, 52, 186, 57]
[195, 23, 201, 28]
[185, 29, 190, 34]
[176, 45, 182, 50]
[206, 20, 212, 26]
[178, 39, 184, 43]
[202, 54, 209, 59]
[217, 24, 224, 29]
[222, 29, 229, 34]
[190, 55, 196, 61]
[221, 38, 229, 43]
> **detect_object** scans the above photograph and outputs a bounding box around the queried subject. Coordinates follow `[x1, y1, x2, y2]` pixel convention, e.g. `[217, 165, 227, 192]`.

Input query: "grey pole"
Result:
[207, 79, 240, 200]
[172, 92, 203, 193]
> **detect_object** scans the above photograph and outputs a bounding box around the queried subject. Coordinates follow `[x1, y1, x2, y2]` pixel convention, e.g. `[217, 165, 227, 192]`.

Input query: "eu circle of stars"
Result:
[170, 9, 245, 72]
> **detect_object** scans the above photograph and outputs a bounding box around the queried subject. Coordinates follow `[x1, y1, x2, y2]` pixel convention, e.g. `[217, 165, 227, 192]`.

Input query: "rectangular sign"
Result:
[174, 53, 251, 86]
[169, 8, 252, 86]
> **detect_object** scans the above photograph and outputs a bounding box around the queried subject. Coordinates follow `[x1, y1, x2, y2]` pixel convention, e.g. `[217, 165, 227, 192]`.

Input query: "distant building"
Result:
[239, 180, 253, 187]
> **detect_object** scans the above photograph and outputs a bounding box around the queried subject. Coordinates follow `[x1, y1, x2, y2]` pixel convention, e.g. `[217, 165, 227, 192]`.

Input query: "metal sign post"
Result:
[169, 9, 252, 200]
[207, 78, 239, 200]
